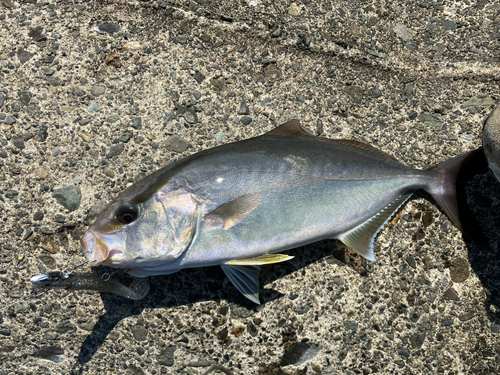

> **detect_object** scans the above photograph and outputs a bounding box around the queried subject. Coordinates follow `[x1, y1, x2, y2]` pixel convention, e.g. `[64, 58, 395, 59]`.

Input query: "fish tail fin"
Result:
[426, 148, 488, 243]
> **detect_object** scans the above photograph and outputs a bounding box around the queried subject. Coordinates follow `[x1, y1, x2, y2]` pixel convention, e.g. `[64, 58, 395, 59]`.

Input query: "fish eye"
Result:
[116, 203, 140, 224]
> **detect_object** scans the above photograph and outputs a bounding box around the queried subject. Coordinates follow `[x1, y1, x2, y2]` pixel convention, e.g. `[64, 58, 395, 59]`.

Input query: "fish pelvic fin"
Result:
[204, 193, 262, 230]
[225, 254, 294, 266]
[427, 149, 489, 244]
[338, 194, 411, 261]
[221, 264, 261, 304]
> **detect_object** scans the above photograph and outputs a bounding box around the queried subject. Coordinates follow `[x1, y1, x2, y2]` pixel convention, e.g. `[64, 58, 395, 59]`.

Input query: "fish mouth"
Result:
[81, 230, 125, 265]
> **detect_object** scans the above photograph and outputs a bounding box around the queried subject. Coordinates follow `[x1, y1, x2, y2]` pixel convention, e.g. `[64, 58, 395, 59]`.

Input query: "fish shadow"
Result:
[71, 240, 352, 372]
[72, 151, 500, 371]
[462, 170, 500, 325]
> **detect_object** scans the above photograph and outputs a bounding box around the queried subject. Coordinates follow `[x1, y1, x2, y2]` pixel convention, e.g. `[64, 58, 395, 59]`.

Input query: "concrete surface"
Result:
[0, 0, 499, 374]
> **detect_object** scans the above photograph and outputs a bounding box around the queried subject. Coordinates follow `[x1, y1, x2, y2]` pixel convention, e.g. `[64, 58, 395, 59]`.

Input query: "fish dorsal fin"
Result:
[338, 194, 411, 261]
[328, 139, 400, 162]
[225, 254, 294, 266]
[204, 193, 262, 230]
[267, 120, 398, 162]
[266, 119, 315, 138]
[221, 264, 261, 304]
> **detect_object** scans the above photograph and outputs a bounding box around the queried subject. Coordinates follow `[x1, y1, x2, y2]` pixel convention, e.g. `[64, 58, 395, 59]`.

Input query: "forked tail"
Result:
[427, 148, 488, 244]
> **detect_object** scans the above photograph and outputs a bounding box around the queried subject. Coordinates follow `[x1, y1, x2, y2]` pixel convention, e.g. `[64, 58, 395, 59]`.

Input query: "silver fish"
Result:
[81, 120, 469, 303]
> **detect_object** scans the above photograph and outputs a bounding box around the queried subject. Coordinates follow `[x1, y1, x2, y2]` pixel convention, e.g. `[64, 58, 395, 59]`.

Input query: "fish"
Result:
[30, 271, 150, 300]
[81, 119, 472, 304]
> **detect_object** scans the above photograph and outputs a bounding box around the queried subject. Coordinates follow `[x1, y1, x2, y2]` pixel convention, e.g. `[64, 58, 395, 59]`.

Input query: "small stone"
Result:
[132, 117, 143, 130]
[157, 346, 176, 366]
[177, 107, 198, 124]
[211, 78, 226, 92]
[281, 342, 320, 366]
[443, 21, 457, 31]
[104, 167, 115, 178]
[52, 185, 82, 212]
[491, 323, 500, 333]
[107, 144, 125, 158]
[17, 49, 33, 65]
[405, 255, 416, 269]
[441, 318, 454, 327]
[165, 136, 190, 153]
[409, 332, 426, 349]
[91, 85, 106, 97]
[397, 348, 410, 358]
[29, 26, 47, 42]
[463, 96, 495, 108]
[87, 201, 107, 224]
[345, 85, 364, 104]
[289, 2, 300, 16]
[54, 321, 77, 334]
[417, 113, 443, 127]
[238, 100, 249, 115]
[41, 237, 59, 254]
[5, 115, 16, 125]
[344, 320, 358, 331]
[394, 23, 416, 41]
[131, 325, 148, 341]
[42, 67, 55, 76]
[262, 64, 281, 81]
[33, 211, 44, 221]
[94, 23, 121, 35]
[124, 41, 142, 51]
[240, 116, 252, 125]
[194, 71, 205, 84]
[443, 287, 460, 301]
[33, 346, 64, 362]
[87, 102, 98, 112]
[449, 257, 470, 283]
[215, 132, 225, 143]
[107, 115, 119, 123]
[371, 87, 382, 98]
[230, 305, 255, 319]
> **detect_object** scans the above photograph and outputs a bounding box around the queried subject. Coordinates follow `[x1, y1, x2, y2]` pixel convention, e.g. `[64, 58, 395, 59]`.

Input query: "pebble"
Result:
[165, 136, 190, 153]
[215, 131, 225, 143]
[91, 85, 106, 97]
[177, 106, 198, 124]
[131, 325, 148, 341]
[394, 24, 416, 41]
[449, 257, 470, 283]
[288, 2, 300, 16]
[397, 347, 410, 358]
[240, 116, 252, 125]
[132, 117, 143, 130]
[238, 100, 249, 115]
[157, 346, 176, 366]
[417, 113, 442, 127]
[345, 85, 364, 104]
[280, 342, 320, 366]
[94, 23, 121, 35]
[462, 96, 495, 108]
[54, 321, 77, 334]
[443, 287, 460, 301]
[443, 21, 457, 31]
[107, 144, 125, 158]
[87, 102, 99, 112]
[52, 185, 82, 212]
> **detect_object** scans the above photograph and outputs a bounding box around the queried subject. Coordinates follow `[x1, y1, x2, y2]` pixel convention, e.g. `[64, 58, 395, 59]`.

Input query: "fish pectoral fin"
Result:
[338, 194, 411, 261]
[225, 254, 294, 266]
[221, 264, 261, 304]
[204, 193, 262, 230]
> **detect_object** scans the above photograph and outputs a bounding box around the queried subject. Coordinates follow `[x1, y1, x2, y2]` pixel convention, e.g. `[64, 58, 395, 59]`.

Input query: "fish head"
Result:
[81, 187, 199, 268]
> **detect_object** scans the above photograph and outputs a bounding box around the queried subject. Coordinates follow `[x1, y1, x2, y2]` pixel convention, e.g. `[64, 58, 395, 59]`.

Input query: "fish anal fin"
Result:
[221, 264, 261, 304]
[204, 193, 262, 230]
[226, 254, 294, 266]
[338, 194, 411, 261]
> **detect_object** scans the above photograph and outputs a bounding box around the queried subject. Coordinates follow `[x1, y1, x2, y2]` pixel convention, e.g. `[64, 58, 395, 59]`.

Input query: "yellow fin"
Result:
[226, 254, 294, 266]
